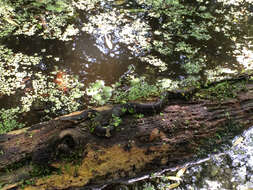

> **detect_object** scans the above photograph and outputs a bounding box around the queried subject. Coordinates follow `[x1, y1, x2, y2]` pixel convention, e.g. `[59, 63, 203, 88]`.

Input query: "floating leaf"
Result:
[167, 182, 180, 189]
[233, 137, 244, 147]
[166, 176, 182, 181]
[113, 0, 126, 6]
[72, 92, 82, 99]
[176, 167, 187, 177]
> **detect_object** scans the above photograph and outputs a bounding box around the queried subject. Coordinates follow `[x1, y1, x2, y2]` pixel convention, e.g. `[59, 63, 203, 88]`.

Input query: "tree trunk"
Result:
[1, 79, 253, 190]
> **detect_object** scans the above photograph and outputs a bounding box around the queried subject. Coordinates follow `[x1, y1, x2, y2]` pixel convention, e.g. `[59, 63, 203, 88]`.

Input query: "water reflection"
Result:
[71, 31, 146, 84]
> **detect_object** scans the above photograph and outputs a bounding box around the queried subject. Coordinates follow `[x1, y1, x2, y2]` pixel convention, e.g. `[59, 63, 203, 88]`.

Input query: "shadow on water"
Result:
[3, 35, 68, 57]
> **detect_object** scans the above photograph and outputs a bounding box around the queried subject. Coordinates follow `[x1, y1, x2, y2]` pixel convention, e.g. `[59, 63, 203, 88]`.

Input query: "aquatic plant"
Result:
[113, 76, 160, 103]
[136, 0, 250, 81]
[0, 0, 98, 39]
[86, 80, 113, 105]
[0, 45, 41, 95]
[0, 108, 24, 134]
[0, 44, 86, 128]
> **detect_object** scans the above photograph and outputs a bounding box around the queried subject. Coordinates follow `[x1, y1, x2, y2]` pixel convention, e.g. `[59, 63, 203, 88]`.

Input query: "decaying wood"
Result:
[0, 79, 253, 190]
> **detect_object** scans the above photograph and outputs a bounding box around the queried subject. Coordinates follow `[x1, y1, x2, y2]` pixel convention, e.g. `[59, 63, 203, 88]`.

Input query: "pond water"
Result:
[0, 0, 252, 131]
[3, 31, 147, 86]
[0, 30, 150, 126]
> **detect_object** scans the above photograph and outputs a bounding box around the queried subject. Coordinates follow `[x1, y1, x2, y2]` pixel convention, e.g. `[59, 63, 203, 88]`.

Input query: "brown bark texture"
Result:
[0, 78, 253, 190]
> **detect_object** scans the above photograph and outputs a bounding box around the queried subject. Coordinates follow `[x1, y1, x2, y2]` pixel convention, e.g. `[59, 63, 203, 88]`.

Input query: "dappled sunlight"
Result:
[236, 46, 253, 70]
[217, 0, 253, 5]
[81, 10, 152, 57]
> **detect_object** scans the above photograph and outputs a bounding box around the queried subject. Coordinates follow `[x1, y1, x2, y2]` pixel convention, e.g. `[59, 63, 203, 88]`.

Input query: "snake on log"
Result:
[91, 89, 195, 137]
[58, 74, 251, 138]
[57, 89, 193, 138]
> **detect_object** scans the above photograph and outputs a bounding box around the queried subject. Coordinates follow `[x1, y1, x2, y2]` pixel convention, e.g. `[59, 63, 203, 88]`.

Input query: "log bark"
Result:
[1, 79, 253, 190]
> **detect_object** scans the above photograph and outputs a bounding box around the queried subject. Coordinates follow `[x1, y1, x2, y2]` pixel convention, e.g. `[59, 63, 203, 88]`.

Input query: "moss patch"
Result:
[24, 143, 170, 189]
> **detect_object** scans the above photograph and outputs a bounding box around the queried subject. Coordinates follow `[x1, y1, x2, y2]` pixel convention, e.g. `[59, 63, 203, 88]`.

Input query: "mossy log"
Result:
[1, 78, 253, 190]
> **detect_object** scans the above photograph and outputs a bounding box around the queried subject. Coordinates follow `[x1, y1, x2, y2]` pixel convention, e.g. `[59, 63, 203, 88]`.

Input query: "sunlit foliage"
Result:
[86, 80, 113, 105]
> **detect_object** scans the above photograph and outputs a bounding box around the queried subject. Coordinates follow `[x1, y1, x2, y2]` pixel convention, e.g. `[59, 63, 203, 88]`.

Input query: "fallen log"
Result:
[0, 77, 253, 190]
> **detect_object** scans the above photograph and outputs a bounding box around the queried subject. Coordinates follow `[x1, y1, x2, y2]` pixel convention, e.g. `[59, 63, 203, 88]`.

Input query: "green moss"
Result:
[196, 117, 245, 157]
[194, 81, 247, 101]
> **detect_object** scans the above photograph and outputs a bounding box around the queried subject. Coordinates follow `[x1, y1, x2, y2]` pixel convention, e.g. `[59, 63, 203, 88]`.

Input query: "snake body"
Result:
[54, 74, 252, 138]
[92, 90, 192, 137]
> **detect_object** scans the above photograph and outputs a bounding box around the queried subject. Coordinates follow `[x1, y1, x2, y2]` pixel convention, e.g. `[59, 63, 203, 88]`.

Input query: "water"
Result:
[0, 12, 150, 126]
[3, 33, 145, 86]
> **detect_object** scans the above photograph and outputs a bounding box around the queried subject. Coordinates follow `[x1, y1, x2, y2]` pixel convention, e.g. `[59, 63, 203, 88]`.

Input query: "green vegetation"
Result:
[0, 45, 86, 132]
[110, 114, 122, 127]
[0, 45, 41, 95]
[113, 76, 160, 103]
[0, 159, 57, 188]
[194, 80, 247, 101]
[28, 0, 69, 13]
[0, 108, 24, 134]
[0, 0, 252, 135]
[140, 0, 248, 76]
[86, 80, 113, 105]
[86, 76, 163, 105]
[197, 119, 244, 158]
[0, 1, 252, 190]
